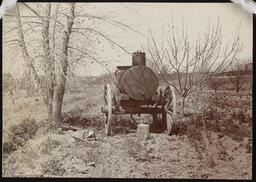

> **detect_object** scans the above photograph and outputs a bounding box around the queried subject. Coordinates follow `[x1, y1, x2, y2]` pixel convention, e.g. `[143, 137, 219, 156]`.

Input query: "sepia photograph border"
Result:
[1, 0, 255, 181]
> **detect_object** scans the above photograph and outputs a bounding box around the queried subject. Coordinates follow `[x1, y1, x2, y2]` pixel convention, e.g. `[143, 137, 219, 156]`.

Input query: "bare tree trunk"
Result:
[181, 96, 186, 115]
[235, 77, 240, 93]
[52, 3, 75, 124]
[15, 5, 41, 93]
[42, 3, 54, 123]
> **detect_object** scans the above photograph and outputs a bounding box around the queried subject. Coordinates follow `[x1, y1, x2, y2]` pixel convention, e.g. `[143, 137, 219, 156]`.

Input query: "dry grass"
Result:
[41, 158, 66, 176]
[124, 138, 153, 162]
[166, 86, 252, 174]
[3, 118, 39, 154]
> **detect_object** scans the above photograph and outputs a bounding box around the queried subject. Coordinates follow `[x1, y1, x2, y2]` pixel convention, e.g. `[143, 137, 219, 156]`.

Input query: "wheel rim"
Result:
[103, 84, 112, 136]
[162, 85, 176, 133]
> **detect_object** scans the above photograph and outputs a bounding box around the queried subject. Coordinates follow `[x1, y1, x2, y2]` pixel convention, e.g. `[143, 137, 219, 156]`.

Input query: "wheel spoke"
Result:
[166, 110, 173, 115]
[166, 103, 173, 110]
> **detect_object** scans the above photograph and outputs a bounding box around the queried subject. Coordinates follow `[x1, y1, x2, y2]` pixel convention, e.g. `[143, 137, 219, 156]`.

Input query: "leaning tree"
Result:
[3, 2, 141, 126]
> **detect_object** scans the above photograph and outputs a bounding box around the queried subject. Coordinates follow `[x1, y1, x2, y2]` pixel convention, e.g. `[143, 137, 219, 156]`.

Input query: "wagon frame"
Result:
[101, 83, 176, 136]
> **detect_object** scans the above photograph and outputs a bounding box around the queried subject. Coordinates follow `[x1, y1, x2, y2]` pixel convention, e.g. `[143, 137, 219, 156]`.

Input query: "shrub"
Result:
[169, 121, 187, 136]
[204, 106, 218, 120]
[41, 158, 65, 176]
[205, 119, 221, 133]
[221, 117, 250, 142]
[3, 142, 17, 155]
[230, 109, 246, 123]
[186, 123, 206, 155]
[3, 118, 39, 154]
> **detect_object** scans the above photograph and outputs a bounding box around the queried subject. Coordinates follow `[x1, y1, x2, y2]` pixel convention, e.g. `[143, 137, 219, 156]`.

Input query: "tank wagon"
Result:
[101, 51, 176, 136]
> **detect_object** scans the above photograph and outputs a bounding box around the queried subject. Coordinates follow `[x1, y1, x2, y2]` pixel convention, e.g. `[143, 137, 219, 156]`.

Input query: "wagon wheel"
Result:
[162, 85, 176, 134]
[103, 84, 112, 136]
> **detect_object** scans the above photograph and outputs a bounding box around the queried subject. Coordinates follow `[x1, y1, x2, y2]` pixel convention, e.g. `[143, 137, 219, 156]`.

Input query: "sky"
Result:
[2, 3, 253, 77]
[77, 3, 253, 76]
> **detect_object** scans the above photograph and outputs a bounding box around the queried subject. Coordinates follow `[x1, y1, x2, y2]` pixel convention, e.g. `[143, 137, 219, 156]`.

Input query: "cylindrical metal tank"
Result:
[132, 51, 145, 66]
[118, 65, 158, 100]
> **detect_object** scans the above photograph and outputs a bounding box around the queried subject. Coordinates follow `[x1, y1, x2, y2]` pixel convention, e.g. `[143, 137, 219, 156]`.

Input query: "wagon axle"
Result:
[102, 83, 176, 136]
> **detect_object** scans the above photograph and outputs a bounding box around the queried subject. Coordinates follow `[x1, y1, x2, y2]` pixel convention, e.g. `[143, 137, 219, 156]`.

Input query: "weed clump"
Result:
[204, 106, 218, 120]
[41, 158, 65, 176]
[3, 118, 39, 154]
[124, 139, 152, 162]
[230, 109, 247, 123]
[169, 119, 188, 136]
[186, 114, 207, 159]
[221, 117, 250, 142]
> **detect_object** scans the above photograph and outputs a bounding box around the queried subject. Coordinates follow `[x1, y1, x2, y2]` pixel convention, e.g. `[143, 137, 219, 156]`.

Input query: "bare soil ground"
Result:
[2, 84, 252, 179]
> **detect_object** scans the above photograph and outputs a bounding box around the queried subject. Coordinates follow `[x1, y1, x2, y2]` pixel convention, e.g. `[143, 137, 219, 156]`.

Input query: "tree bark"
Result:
[42, 3, 54, 123]
[15, 5, 41, 93]
[181, 96, 186, 116]
[52, 3, 75, 124]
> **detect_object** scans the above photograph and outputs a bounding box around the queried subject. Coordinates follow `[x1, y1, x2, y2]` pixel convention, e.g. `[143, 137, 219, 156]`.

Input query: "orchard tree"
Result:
[229, 59, 251, 92]
[148, 16, 242, 115]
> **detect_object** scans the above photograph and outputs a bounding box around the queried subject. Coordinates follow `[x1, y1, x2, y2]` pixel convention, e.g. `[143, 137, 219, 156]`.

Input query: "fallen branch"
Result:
[60, 126, 77, 132]
[72, 135, 88, 143]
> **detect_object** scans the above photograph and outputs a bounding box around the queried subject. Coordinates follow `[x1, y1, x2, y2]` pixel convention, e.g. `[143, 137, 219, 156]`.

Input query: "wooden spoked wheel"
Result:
[162, 85, 176, 134]
[103, 84, 112, 136]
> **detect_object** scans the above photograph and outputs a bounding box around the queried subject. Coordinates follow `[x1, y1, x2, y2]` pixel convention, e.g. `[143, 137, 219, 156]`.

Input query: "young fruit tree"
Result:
[208, 77, 219, 94]
[229, 59, 251, 92]
[147, 17, 242, 115]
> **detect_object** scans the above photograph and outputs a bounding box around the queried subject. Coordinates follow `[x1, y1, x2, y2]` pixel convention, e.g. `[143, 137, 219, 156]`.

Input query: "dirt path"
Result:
[3, 123, 251, 179]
